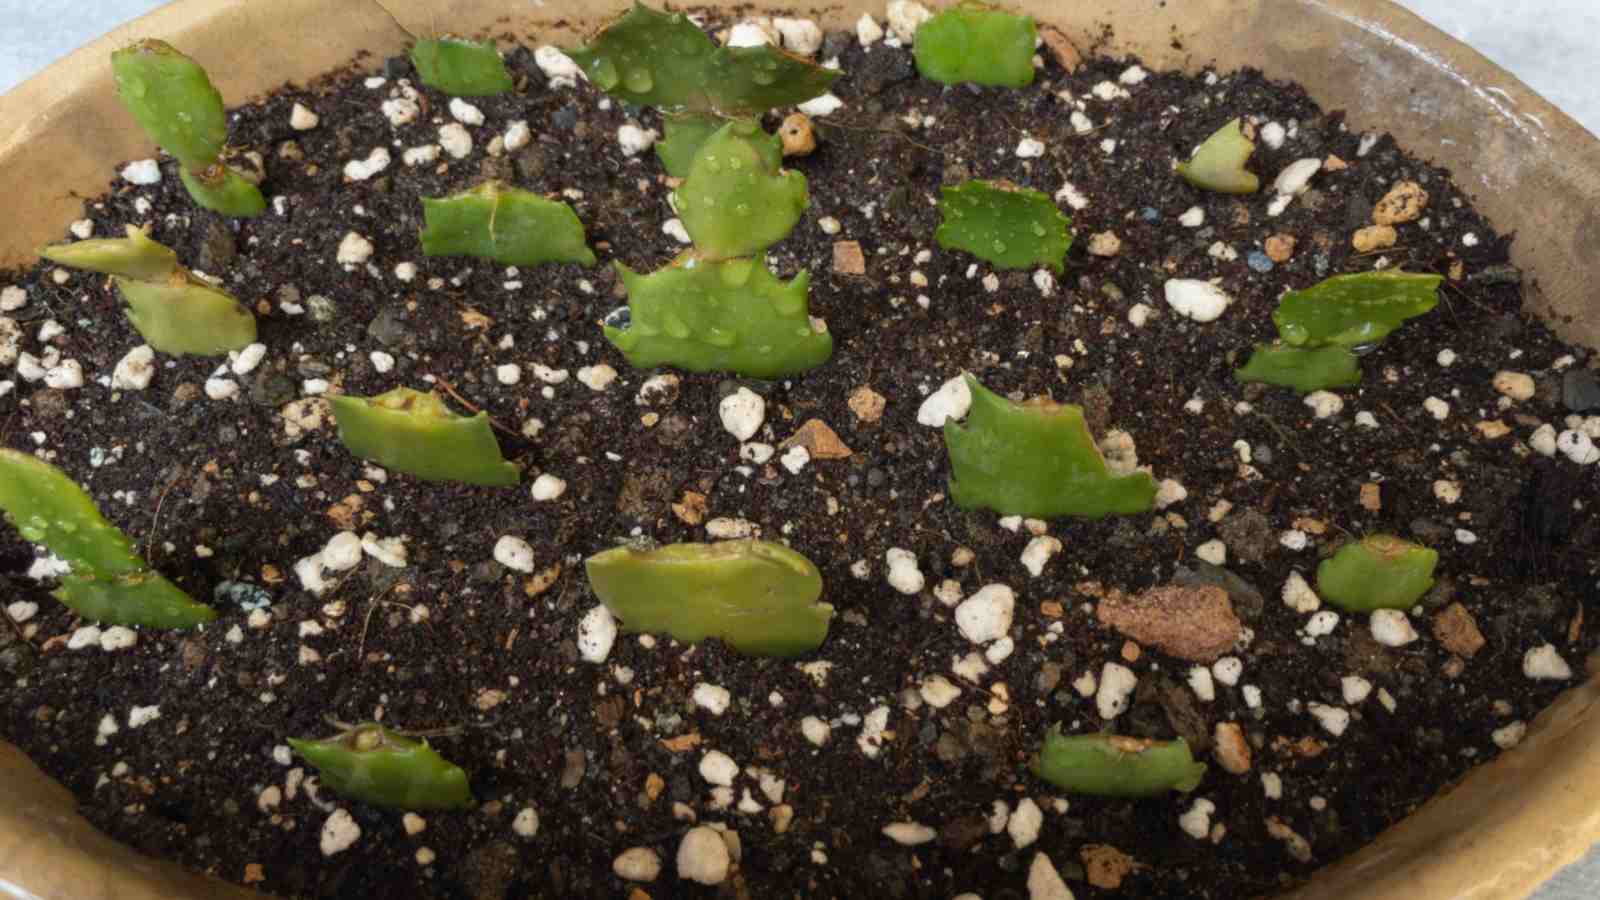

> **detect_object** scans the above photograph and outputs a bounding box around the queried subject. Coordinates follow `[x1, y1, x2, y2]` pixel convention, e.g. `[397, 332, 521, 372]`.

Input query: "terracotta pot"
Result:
[0, 2, 1596, 897]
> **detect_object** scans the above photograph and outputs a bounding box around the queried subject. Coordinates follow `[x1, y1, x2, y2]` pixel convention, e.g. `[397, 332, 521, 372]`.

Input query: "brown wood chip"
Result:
[781, 418, 852, 459]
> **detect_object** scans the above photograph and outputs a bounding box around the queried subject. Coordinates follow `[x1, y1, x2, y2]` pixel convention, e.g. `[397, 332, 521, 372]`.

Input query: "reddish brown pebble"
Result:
[782, 418, 852, 459]
[1037, 25, 1082, 72]
[1433, 602, 1486, 658]
[1264, 234, 1297, 262]
[1094, 584, 1242, 663]
[1081, 845, 1136, 890]
[1213, 722, 1253, 774]
[1359, 482, 1382, 512]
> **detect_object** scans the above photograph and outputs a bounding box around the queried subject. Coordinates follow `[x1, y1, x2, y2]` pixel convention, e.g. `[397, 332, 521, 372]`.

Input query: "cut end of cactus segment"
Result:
[1031, 728, 1208, 797]
[290, 723, 475, 810]
[1176, 118, 1260, 194]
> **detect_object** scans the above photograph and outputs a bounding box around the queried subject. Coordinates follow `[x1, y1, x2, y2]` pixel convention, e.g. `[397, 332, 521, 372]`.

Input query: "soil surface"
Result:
[3, 15, 1600, 900]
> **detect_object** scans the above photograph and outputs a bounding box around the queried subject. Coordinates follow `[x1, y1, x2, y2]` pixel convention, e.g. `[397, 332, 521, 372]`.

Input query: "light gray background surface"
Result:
[1, 1, 1597, 897]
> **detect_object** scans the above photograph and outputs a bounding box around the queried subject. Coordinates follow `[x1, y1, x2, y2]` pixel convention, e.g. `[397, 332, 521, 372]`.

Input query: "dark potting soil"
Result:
[2, 16, 1599, 900]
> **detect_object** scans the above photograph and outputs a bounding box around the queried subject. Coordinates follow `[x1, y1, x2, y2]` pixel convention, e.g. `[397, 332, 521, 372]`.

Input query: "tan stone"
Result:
[1323, 154, 1349, 171]
[847, 385, 885, 423]
[1037, 25, 1082, 72]
[1214, 722, 1253, 774]
[1088, 231, 1122, 257]
[779, 112, 816, 157]
[1373, 180, 1429, 225]
[1265, 233, 1297, 262]
[1475, 419, 1511, 439]
[1081, 845, 1136, 890]
[832, 240, 866, 275]
[782, 418, 852, 460]
[1433, 603, 1486, 658]
[1094, 584, 1242, 663]
[1353, 224, 1398, 253]
[1360, 482, 1382, 511]
[672, 491, 707, 526]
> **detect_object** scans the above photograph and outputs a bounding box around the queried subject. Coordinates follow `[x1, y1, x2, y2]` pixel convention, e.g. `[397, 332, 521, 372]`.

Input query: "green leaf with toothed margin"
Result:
[935, 179, 1072, 273]
[913, 2, 1038, 88]
[411, 37, 513, 97]
[329, 387, 520, 487]
[1234, 344, 1363, 393]
[420, 180, 596, 267]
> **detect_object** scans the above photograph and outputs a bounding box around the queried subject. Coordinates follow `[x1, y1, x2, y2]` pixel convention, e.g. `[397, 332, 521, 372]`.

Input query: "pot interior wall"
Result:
[0, 1, 1597, 899]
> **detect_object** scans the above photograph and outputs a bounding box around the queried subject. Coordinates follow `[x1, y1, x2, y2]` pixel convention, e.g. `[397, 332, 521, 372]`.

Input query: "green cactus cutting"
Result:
[585, 540, 834, 657]
[411, 37, 513, 96]
[290, 722, 474, 810]
[0, 449, 216, 628]
[40, 225, 256, 356]
[1031, 728, 1207, 797]
[944, 375, 1157, 518]
[913, 2, 1038, 88]
[935, 180, 1073, 273]
[420, 180, 596, 267]
[329, 387, 520, 487]
[1273, 271, 1443, 348]
[605, 255, 831, 377]
[1235, 344, 1362, 393]
[112, 39, 266, 217]
[1176, 118, 1260, 194]
[674, 120, 808, 260]
[567, 3, 837, 115]
[656, 112, 726, 178]
[1316, 534, 1439, 612]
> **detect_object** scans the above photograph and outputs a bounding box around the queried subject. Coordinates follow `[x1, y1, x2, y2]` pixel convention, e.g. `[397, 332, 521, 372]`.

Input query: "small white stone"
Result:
[918, 375, 972, 426]
[100, 626, 138, 651]
[677, 826, 731, 885]
[886, 0, 933, 42]
[1020, 536, 1062, 577]
[0, 285, 26, 311]
[883, 821, 937, 846]
[1279, 530, 1309, 551]
[1423, 396, 1450, 420]
[320, 808, 361, 856]
[885, 548, 925, 595]
[1530, 423, 1559, 457]
[1097, 661, 1138, 718]
[493, 535, 536, 573]
[360, 533, 407, 567]
[111, 345, 156, 390]
[495, 363, 521, 385]
[1308, 702, 1350, 737]
[773, 17, 824, 55]
[1492, 721, 1528, 750]
[6, 600, 38, 623]
[1282, 571, 1320, 613]
[1260, 121, 1287, 149]
[380, 96, 420, 126]
[535, 46, 582, 87]
[797, 93, 844, 118]
[1341, 675, 1373, 705]
[693, 683, 732, 716]
[504, 120, 531, 151]
[1355, 410, 1379, 429]
[1008, 797, 1043, 849]
[780, 445, 810, 474]
[229, 342, 267, 376]
[1273, 158, 1322, 197]
[1557, 429, 1600, 464]
[1056, 182, 1089, 209]
[740, 442, 775, 464]
[1369, 609, 1418, 647]
[857, 705, 891, 758]
[613, 847, 662, 882]
[856, 13, 885, 46]
[1015, 137, 1046, 158]
[726, 21, 776, 47]
[121, 159, 162, 185]
[290, 102, 319, 130]
[719, 388, 766, 441]
[919, 674, 963, 709]
[1261, 772, 1283, 799]
[1164, 279, 1233, 322]
[576, 364, 616, 392]
[68, 625, 103, 650]
[1433, 480, 1462, 504]
[1179, 206, 1205, 228]
[319, 531, 361, 572]
[203, 377, 239, 401]
[1304, 391, 1344, 419]
[617, 123, 659, 157]
[343, 147, 391, 181]
[1212, 656, 1243, 686]
[577, 605, 617, 663]
[530, 473, 566, 501]
[661, 217, 692, 243]
[402, 145, 439, 166]
[369, 350, 395, 373]
[1523, 643, 1573, 680]
[1196, 539, 1227, 565]
[956, 584, 1015, 643]
[512, 807, 539, 838]
[1027, 852, 1074, 900]
[448, 97, 484, 125]
[801, 715, 831, 746]
[1119, 65, 1148, 85]
[1188, 665, 1216, 702]
[1305, 610, 1340, 637]
[1493, 370, 1536, 402]
[128, 704, 161, 728]
[337, 231, 374, 266]
[1179, 798, 1215, 839]
[438, 123, 473, 159]
[43, 359, 83, 389]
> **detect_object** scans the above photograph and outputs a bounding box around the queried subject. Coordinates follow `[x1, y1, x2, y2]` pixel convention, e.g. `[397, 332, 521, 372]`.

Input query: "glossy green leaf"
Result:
[1316, 534, 1439, 612]
[1176, 118, 1260, 194]
[1273, 271, 1443, 348]
[1030, 728, 1207, 797]
[674, 120, 807, 260]
[0, 449, 145, 577]
[934, 180, 1073, 273]
[567, 3, 837, 116]
[55, 572, 216, 629]
[39, 225, 178, 281]
[114, 275, 257, 356]
[913, 2, 1037, 88]
[0, 449, 214, 628]
[177, 165, 268, 218]
[290, 723, 474, 811]
[585, 540, 833, 657]
[420, 180, 596, 267]
[111, 39, 227, 171]
[605, 255, 830, 377]
[1234, 344, 1362, 393]
[411, 37, 513, 96]
[944, 375, 1157, 518]
[656, 112, 726, 178]
[329, 387, 519, 487]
